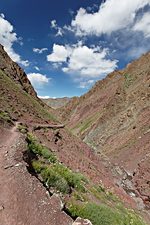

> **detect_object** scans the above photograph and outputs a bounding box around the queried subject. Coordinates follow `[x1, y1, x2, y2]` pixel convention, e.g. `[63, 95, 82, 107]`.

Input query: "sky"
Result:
[0, 0, 150, 98]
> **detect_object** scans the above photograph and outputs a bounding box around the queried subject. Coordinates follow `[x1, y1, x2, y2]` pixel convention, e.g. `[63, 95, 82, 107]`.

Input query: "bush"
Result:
[27, 133, 57, 163]
[67, 202, 146, 225]
[17, 124, 28, 134]
[124, 74, 134, 88]
[51, 163, 87, 192]
[27, 133, 87, 193]
[0, 111, 12, 123]
[32, 160, 46, 173]
[32, 161, 70, 193]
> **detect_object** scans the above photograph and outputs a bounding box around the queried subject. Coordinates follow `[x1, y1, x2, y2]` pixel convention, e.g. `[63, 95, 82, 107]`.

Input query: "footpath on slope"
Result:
[0, 123, 73, 225]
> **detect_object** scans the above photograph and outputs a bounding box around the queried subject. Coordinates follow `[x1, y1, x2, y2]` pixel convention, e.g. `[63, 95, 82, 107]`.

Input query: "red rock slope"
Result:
[58, 52, 150, 210]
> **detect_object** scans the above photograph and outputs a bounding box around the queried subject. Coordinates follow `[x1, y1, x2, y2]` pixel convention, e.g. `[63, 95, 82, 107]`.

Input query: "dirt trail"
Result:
[0, 124, 73, 225]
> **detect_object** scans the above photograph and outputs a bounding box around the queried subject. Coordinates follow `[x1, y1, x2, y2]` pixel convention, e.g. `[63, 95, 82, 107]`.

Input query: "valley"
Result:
[0, 44, 150, 225]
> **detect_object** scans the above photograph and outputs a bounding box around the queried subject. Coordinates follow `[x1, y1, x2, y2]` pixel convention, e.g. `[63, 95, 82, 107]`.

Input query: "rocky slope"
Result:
[42, 97, 71, 109]
[0, 44, 149, 225]
[58, 52, 150, 213]
[0, 45, 38, 98]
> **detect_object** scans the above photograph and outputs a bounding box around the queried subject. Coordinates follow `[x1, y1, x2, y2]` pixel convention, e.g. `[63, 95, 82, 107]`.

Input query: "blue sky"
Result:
[0, 0, 150, 98]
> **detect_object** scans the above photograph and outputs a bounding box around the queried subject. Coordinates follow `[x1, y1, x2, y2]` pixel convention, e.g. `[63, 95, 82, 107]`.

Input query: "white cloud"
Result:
[79, 80, 95, 89]
[20, 60, 30, 67]
[27, 73, 50, 89]
[47, 43, 117, 88]
[51, 20, 57, 28]
[38, 95, 50, 99]
[133, 12, 150, 38]
[56, 28, 63, 37]
[63, 44, 117, 78]
[47, 44, 69, 62]
[63, 24, 74, 33]
[52, 62, 62, 69]
[0, 13, 5, 18]
[33, 47, 48, 54]
[34, 66, 40, 71]
[0, 14, 29, 66]
[71, 0, 150, 36]
[50, 19, 63, 36]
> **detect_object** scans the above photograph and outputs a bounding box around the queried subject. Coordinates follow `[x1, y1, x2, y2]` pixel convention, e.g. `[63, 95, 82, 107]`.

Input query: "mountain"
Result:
[42, 97, 71, 109]
[0, 44, 149, 225]
[58, 52, 150, 212]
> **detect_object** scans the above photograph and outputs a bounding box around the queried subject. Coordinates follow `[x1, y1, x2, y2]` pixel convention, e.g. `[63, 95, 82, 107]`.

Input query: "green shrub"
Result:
[96, 184, 105, 193]
[51, 163, 87, 192]
[47, 171, 69, 194]
[73, 191, 87, 202]
[0, 111, 12, 123]
[17, 124, 28, 134]
[27, 133, 87, 193]
[32, 161, 70, 193]
[67, 202, 146, 225]
[32, 160, 46, 173]
[124, 74, 134, 88]
[27, 133, 57, 163]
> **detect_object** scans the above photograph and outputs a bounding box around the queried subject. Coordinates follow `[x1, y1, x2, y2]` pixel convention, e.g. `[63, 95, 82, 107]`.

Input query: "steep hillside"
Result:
[58, 52, 150, 212]
[42, 97, 71, 109]
[0, 45, 37, 98]
[0, 45, 149, 225]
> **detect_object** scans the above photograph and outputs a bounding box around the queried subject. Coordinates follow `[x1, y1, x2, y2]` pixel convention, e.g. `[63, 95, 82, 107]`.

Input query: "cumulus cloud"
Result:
[47, 1, 150, 89]
[133, 12, 150, 38]
[47, 44, 69, 62]
[27, 73, 50, 89]
[63, 45, 117, 78]
[0, 14, 29, 66]
[47, 43, 117, 88]
[33, 47, 48, 54]
[71, 0, 150, 36]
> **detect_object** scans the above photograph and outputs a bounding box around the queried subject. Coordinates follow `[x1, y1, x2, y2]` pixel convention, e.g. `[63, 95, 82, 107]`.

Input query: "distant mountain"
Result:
[42, 97, 71, 109]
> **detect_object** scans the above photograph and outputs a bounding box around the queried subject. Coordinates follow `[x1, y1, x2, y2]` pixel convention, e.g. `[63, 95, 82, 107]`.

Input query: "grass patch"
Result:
[27, 133, 57, 163]
[27, 133, 87, 194]
[67, 202, 147, 225]
[51, 163, 88, 192]
[17, 124, 28, 134]
[0, 111, 12, 123]
[32, 161, 70, 193]
[72, 112, 100, 135]
[124, 74, 134, 88]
